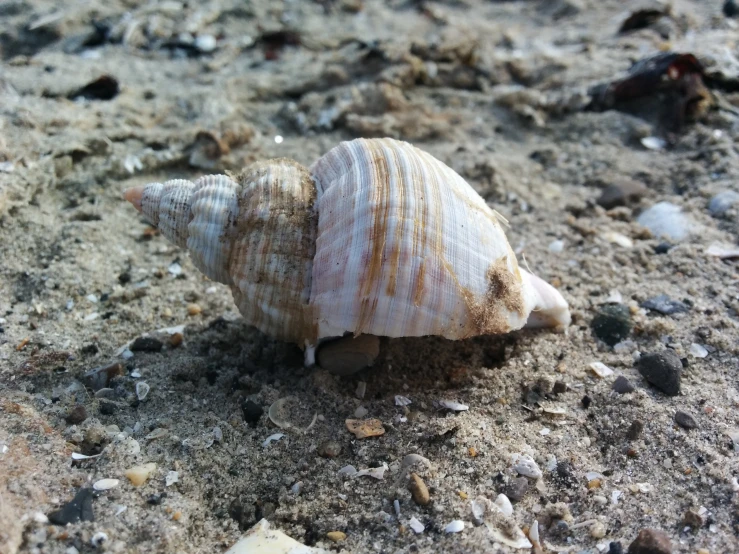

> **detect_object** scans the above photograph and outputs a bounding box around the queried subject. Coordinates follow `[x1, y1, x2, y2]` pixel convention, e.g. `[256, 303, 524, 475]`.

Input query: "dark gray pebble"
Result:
[597, 179, 647, 210]
[627, 528, 672, 554]
[674, 410, 697, 430]
[636, 350, 682, 396]
[48, 488, 94, 525]
[591, 304, 632, 346]
[99, 399, 118, 415]
[609, 541, 624, 554]
[130, 337, 164, 352]
[641, 295, 688, 316]
[504, 476, 529, 502]
[613, 376, 635, 394]
[626, 420, 644, 440]
[241, 399, 263, 427]
[65, 405, 88, 425]
[726, 0, 739, 17]
[653, 242, 673, 254]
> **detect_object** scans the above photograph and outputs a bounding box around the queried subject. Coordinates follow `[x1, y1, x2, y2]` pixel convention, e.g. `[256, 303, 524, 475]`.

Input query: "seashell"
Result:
[123, 138, 570, 367]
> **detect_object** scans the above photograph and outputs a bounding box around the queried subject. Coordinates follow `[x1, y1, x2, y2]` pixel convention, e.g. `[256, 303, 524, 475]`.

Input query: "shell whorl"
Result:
[126, 138, 570, 347]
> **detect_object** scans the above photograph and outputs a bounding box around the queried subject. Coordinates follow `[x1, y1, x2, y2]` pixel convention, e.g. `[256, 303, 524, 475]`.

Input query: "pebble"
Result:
[409, 473, 431, 505]
[130, 336, 164, 352]
[609, 542, 624, 554]
[635, 350, 682, 396]
[590, 521, 607, 539]
[438, 399, 469, 411]
[241, 400, 263, 426]
[345, 418, 385, 438]
[708, 190, 739, 216]
[445, 520, 465, 533]
[637, 202, 690, 241]
[591, 304, 632, 346]
[91, 531, 108, 547]
[689, 343, 708, 358]
[626, 420, 644, 440]
[327, 531, 346, 542]
[641, 295, 688, 315]
[505, 476, 529, 502]
[597, 179, 647, 209]
[401, 453, 432, 473]
[674, 410, 697, 430]
[186, 303, 202, 316]
[627, 528, 672, 554]
[354, 406, 369, 418]
[194, 34, 217, 53]
[66, 405, 88, 424]
[682, 509, 704, 528]
[512, 454, 542, 479]
[640, 136, 666, 150]
[125, 462, 157, 486]
[317, 440, 342, 458]
[262, 433, 284, 447]
[548, 239, 565, 253]
[612, 376, 635, 394]
[395, 395, 412, 406]
[589, 362, 614, 378]
[135, 381, 150, 401]
[725, 0, 739, 17]
[99, 399, 118, 415]
[93, 478, 119, 491]
[166, 471, 179, 486]
[48, 488, 94, 525]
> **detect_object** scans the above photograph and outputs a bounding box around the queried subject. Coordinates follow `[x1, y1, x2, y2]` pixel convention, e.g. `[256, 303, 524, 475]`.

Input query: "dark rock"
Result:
[597, 179, 647, 209]
[581, 395, 592, 409]
[626, 420, 644, 440]
[592, 304, 632, 346]
[554, 461, 578, 489]
[99, 399, 118, 415]
[609, 542, 624, 554]
[241, 399, 263, 427]
[725, 0, 739, 17]
[317, 440, 342, 458]
[504, 476, 529, 502]
[682, 509, 704, 528]
[65, 405, 88, 425]
[627, 528, 672, 554]
[612, 376, 635, 394]
[552, 380, 568, 394]
[641, 295, 688, 316]
[674, 410, 697, 430]
[69, 75, 120, 101]
[147, 493, 166, 505]
[130, 337, 164, 353]
[48, 488, 94, 525]
[653, 242, 673, 254]
[636, 350, 682, 396]
[81, 362, 124, 391]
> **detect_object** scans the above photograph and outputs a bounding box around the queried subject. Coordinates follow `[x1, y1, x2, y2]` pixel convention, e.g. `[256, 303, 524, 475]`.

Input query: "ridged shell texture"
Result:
[130, 138, 569, 346]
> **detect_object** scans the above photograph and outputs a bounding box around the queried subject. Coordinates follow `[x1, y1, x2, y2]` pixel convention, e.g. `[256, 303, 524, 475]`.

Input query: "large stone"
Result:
[635, 350, 682, 396]
[628, 528, 672, 554]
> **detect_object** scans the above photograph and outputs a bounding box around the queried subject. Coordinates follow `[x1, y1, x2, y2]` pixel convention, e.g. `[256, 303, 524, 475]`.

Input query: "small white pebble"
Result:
[438, 400, 469, 411]
[611, 490, 622, 504]
[135, 381, 150, 401]
[86, 294, 98, 304]
[512, 454, 542, 479]
[548, 239, 565, 253]
[93, 478, 120, 491]
[394, 499, 401, 517]
[194, 34, 217, 52]
[274, 135, 284, 144]
[91, 532, 108, 547]
[262, 433, 284, 447]
[641, 136, 666, 150]
[291, 481, 303, 495]
[166, 471, 180, 486]
[354, 406, 368, 418]
[445, 520, 465, 533]
[589, 362, 614, 378]
[539, 428, 550, 436]
[167, 262, 182, 276]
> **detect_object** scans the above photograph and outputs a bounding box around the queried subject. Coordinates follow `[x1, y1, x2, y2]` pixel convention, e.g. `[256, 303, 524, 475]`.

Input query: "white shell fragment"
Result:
[124, 138, 571, 364]
[166, 471, 180, 486]
[589, 362, 614, 378]
[408, 517, 425, 534]
[226, 518, 328, 554]
[437, 400, 469, 412]
[689, 343, 708, 358]
[268, 397, 317, 433]
[494, 494, 513, 516]
[93, 479, 120, 491]
[445, 520, 465, 533]
[395, 395, 412, 407]
[353, 463, 389, 480]
[511, 454, 542, 479]
[262, 433, 285, 447]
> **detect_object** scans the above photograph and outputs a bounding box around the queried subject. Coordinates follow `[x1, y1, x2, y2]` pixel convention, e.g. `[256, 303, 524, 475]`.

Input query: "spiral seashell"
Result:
[124, 138, 570, 362]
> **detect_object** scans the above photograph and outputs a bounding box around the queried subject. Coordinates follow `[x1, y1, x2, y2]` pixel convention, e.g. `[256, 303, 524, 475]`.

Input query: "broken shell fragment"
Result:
[226, 518, 328, 554]
[268, 397, 318, 433]
[125, 462, 156, 486]
[122, 138, 571, 367]
[345, 418, 385, 439]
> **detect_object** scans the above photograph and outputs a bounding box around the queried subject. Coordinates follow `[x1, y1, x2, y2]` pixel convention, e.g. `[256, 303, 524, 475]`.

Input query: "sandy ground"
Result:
[1, 1, 739, 553]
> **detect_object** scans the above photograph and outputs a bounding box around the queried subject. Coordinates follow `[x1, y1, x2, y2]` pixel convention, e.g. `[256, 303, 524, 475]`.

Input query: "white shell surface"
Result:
[309, 138, 535, 341]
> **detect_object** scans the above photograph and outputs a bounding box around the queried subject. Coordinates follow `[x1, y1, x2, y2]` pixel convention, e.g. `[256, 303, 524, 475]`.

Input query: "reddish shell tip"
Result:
[123, 186, 145, 212]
